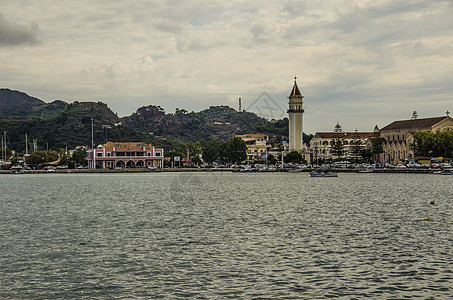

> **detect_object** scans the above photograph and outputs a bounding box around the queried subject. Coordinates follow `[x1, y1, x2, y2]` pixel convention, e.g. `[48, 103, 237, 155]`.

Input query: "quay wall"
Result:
[0, 168, 432, 174]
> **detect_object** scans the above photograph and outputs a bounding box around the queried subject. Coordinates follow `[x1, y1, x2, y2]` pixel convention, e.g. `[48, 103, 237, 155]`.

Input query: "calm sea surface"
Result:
[1, 172, 452, 299]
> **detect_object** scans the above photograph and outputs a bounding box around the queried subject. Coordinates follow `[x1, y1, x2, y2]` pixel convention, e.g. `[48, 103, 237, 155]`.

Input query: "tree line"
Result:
[412, 130, 453, 158]
[165, 137, 248, 166]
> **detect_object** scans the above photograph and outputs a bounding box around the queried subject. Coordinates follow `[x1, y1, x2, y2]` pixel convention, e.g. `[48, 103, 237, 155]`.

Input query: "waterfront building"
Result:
[287, 78, 304, 151]
[310, 132, 374, 160]
[86, 142, 164, 169]
[377, 115, 453, 164]
[237, 134, 269, 163]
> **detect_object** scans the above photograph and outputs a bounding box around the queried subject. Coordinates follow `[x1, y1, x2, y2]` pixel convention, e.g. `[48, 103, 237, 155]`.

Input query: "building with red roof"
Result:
[86, 142, 164, 169]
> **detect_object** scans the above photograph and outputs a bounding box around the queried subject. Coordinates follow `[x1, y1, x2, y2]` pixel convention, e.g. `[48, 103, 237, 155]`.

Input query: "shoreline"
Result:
[0, 168, 433, 174]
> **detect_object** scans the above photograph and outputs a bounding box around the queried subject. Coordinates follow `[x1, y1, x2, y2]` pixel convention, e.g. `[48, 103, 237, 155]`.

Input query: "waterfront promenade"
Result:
[0, 167, 433, 174]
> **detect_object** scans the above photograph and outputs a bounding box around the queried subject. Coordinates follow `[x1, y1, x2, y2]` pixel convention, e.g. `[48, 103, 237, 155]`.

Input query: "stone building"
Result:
[310, 132, 374, 161]
[378, 116, 453, 164]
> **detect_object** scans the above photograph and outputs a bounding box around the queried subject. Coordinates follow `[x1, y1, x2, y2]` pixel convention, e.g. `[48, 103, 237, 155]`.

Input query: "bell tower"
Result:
[288, 77, 304, 151]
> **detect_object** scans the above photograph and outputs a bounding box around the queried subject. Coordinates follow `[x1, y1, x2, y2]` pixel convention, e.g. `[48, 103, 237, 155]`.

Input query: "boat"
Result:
[441, 168, 453, 175]
[46, 167, 56, 173]
[310, 170, 338, 177]
[358, 169, 373, 173]
[10, 165, 23, 174]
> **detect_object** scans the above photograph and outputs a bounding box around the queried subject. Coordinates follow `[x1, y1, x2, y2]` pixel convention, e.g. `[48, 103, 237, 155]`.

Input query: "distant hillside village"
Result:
[0, 83, 453, 171]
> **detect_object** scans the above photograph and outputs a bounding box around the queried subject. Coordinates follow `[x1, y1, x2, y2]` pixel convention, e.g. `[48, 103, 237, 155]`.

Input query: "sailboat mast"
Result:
[92, 118, 95, 169]
[3, 131, 6, 162]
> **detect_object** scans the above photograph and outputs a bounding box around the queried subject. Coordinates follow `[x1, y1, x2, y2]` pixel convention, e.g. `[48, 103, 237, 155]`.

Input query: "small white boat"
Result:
[310, 170, 338, 177]
[10, 166, 23, 174]
[358, 169, 373, 173]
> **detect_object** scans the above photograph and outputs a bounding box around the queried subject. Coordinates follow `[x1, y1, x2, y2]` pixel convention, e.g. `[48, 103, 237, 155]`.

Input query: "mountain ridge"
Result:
[0, 88, 294, 152]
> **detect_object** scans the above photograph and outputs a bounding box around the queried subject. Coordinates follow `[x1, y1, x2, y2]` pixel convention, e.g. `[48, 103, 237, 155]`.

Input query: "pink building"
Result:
[86, 142, 164, 169]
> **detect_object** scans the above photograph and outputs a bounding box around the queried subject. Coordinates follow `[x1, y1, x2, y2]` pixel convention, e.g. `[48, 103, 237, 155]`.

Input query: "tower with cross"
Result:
[287, 77, 305, 151]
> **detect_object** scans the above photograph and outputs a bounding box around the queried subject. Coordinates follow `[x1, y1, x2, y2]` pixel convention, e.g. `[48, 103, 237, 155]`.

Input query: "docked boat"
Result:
[441, 168, 453, 175]
[10, 166, 23, 174]
[310, 170, 338, 177]
[358, 169, 373, 173]
[46, 168, 56, 173]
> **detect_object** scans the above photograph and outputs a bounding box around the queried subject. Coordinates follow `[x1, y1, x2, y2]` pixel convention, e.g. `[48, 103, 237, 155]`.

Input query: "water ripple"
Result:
[0, 173, 452, 298]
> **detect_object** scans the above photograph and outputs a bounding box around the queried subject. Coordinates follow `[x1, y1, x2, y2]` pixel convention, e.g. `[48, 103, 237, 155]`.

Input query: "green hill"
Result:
[124, 105, 290, 147]
[0, 89, 304, 153]
[0, 89, 46, 118]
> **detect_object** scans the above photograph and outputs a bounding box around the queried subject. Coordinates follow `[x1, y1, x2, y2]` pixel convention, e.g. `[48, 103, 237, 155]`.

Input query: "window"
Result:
[107, 152, 111, 157]
[148, 152, 151, 156]
[155, 152, 161, 156]
[97, 152, 102, 157]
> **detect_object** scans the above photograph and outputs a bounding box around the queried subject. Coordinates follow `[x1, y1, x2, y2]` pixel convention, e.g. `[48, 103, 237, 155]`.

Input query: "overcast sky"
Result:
[1, 0, 452, 134]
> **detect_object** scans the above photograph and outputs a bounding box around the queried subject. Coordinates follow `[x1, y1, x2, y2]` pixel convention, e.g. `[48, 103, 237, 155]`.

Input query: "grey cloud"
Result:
[250, 24, 266, 40]
[153, 20, 182, 33]
[284, 1, 309, 17]
[0, 14, 40, 46]
[300, 1, 453, 54]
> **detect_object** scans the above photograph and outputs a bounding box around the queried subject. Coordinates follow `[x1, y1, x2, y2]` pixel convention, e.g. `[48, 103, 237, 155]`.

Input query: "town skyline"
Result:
[1, 1, 453, 134]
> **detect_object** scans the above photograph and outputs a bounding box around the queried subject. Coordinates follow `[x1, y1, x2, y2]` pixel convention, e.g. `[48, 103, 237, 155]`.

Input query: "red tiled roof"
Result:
[237, 133, 268, 142]
[104, 142, 153, 148]
[314, 132, 374, 139]
[381, 117, 449, 131]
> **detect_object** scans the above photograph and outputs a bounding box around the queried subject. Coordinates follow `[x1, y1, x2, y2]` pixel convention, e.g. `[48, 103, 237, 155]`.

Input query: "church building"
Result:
[377, 115, 453, 164]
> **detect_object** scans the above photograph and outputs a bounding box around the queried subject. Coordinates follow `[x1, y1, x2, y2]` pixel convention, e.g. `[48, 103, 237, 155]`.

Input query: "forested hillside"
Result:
[0, 89, 302, 152]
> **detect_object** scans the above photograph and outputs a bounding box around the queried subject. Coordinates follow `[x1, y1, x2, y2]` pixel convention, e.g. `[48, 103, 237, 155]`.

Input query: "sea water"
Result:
[1, 172, 452, 299]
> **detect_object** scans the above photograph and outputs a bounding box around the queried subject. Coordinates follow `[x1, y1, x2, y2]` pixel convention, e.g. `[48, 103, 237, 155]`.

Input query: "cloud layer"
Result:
[1, 0, 452, 133]
[0, 14, 40, 46]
